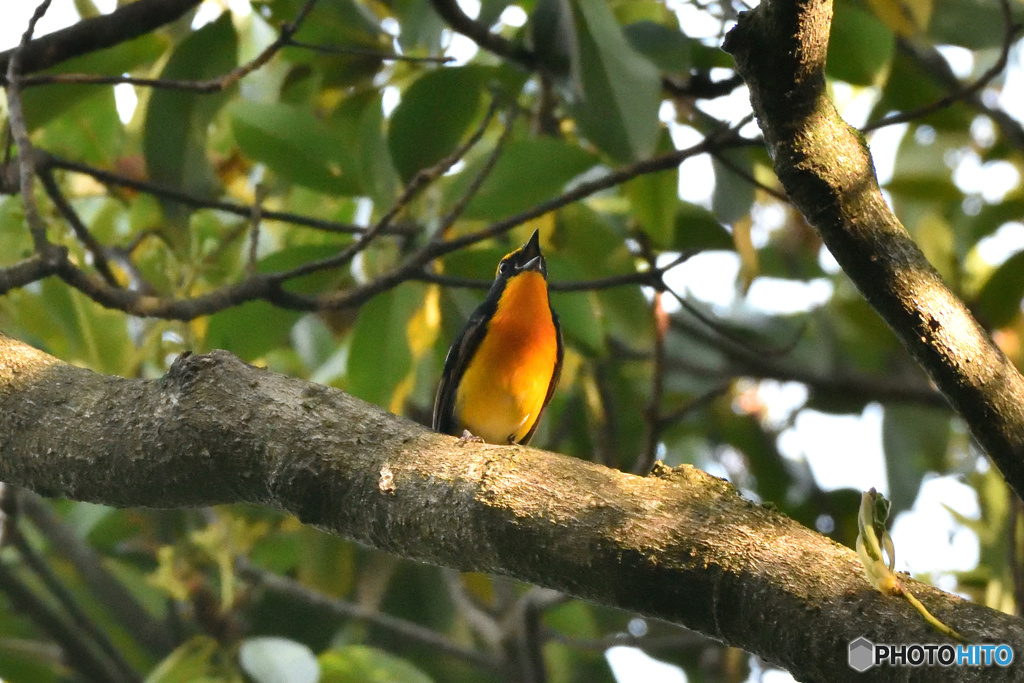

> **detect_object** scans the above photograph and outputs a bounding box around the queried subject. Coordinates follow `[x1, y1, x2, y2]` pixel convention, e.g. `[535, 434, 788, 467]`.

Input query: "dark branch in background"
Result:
[862, 0, 1022, 134]
[0, 0, 201, 82]
[636, 290, 668, 475]
[0, 561, 130, 683]
[4, 119, 740, 318]
[235, 559, 502, 674]
[19, 493, 176, 657]
[37, 167, 119, 287]
[724, 0, 1024, 501]
[41, 152, 380, 235]
[20, 0, 318, 93]
[283, 39, 454, 64]
[664, 73, 746, 100]
[6, 513, 140, 682]
[428, 0, 536, 69]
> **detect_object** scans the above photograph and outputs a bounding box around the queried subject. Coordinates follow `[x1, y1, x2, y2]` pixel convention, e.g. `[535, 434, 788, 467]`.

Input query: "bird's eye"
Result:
[498, 260, 510, 275]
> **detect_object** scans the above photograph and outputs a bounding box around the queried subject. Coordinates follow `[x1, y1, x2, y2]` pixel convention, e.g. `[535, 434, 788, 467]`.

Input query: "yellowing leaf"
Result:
[864, 0, 932, 37]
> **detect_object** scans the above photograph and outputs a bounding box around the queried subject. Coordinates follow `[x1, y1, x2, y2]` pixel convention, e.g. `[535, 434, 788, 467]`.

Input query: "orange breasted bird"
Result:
[433, 230, 563, 445]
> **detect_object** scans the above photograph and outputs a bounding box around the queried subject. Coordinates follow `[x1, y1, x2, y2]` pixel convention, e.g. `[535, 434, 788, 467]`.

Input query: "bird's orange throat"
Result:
[454, 272, 558, 444]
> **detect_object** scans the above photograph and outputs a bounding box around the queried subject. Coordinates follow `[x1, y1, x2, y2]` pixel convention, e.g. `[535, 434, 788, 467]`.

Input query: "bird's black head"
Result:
[495, 229, 546, 279]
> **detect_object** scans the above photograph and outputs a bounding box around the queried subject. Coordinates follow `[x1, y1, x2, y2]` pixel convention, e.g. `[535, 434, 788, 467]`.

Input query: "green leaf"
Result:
[142, 13, 237, 248]
[35, 81, 123, 166]
[270, 0, 388, 87]
[359, 95, 400, 208]
[229, 101, 361, 195]
[551, 291, 605, 356]
[624, 132, 678, 247]
[975, 249, 1024, 328]
[623, 20, 691, 74]
[882, 405, 951, 513]
[206, 301, 303, 361]
[145, 636, 229, 683]
[870, 52, 972, 130]
[460, 138, 598, 220]
[22, 33, 166, 131]
[568, 0, 661, 161]
[391, 0, 448, 55]
[712, 148, 755, 225]
[964, 196, 1024, 246]
[387, 66, 489, 183]
[319, 645, 434, 683]
[239, 637, 319, 683]
[673, 201, 734, 251]
[347, 285, 424, 407]
[531, 0, 580, 91]
[929, 0, 1024, 49]
[827, 1, 895, 86]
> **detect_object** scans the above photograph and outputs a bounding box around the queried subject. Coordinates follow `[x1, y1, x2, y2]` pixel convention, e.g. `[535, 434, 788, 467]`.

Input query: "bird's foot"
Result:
[458, 430, 485, 446]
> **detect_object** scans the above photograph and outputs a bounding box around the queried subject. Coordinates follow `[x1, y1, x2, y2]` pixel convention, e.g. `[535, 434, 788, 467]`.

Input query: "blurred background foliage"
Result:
[1, 0, 1024, 680]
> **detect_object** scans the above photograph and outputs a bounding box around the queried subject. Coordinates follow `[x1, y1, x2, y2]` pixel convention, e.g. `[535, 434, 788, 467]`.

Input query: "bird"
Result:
[433, 229, 563, 445]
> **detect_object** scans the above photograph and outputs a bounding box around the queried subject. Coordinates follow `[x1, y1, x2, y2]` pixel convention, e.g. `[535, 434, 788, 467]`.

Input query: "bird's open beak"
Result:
[519, 230, 544, 273]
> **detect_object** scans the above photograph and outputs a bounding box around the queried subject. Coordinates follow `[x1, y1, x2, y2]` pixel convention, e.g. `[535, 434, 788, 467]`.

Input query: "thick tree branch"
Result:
[0, 333, 1020, 682]
[722, 0, 1024, 501]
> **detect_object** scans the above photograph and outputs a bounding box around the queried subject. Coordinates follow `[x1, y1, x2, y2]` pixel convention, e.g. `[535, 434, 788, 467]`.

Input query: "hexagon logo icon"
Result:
[849, 637, 875, 672]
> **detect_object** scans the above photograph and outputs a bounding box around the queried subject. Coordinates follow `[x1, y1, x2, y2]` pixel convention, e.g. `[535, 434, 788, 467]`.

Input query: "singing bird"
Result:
[433, 230, 563, 445]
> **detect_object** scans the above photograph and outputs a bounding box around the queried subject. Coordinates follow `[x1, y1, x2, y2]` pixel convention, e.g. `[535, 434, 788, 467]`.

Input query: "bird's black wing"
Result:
[432, 300, 495, 435]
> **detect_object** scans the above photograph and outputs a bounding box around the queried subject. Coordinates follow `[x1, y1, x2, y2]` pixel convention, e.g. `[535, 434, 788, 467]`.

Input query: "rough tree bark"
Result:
[723, 0, 1024, 501]
[0, 333, 1021, 682]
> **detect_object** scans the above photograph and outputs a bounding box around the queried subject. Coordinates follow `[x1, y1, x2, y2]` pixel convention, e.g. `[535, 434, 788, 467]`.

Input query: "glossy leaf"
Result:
[712, 148, 756, 225]
[623, 20, 691, 74]
[568, 0, 661, 161]
[975, 250, 1024, 328]
[673, 202, 735, 251]
[142, 13, 237, 249]
[347, 285, 424, 407]
[827, 1, 895, 86]
[388, 66, 489, 183]
[461, 138, 598, 220]
[882, 405, 951, 513]
[319, 645, 434, 683]
[229, 101, 361, 195]
[624, 132, 678, 247]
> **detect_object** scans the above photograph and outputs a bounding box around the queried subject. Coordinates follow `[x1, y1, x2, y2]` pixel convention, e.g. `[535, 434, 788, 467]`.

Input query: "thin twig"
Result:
[42, 152, 392, 235]
[433, 102, 518, 240]
[636, 290, 668, 475]
[6, 0, 55, 252]
[284, 38, 454, 63]
[38, 168, 120, 287]
[271, 98, 501, 283]
[863, 0, 1021, 133]
[21, 124, 739, 320]
[19, 0, 321, 94]
[657, 382, 732, 428]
